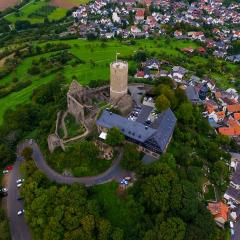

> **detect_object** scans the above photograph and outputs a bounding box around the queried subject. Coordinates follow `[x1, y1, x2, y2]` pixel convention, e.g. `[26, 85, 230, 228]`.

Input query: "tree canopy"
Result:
[106, 127, 124, 146]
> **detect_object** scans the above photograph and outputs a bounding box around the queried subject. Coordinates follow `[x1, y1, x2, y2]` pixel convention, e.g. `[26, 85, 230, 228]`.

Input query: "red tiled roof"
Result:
[234, 113, 240, 121]
[208, 202, 229, 222]
[136, 9, 145, 17]
[218, 127, 235, 136]
[216, 111, 225, 119]
[198, 47, 206, 53]
[227, 104, 240, 113]
[136, 70, 145, 78]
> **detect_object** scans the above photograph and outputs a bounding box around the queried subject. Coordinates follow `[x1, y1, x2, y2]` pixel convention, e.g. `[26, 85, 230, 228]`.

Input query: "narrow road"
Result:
[6, 140, 124, 240]
[6, 159, 31, 240]
[18, 140, 124, 187]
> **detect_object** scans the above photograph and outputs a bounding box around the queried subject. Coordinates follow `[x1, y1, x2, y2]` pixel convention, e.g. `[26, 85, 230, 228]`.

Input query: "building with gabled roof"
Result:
[207, 202, 229, 227]
[227, 104, 240, 113]
[96, 108, 177, 158]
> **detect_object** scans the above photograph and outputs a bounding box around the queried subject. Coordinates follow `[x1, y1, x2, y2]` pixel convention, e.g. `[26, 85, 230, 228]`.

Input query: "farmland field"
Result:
[5, 0, 68, 23]
[50, 0, 89, 8]
[0, 0, 20, 11]
[0, 38, 238, 124]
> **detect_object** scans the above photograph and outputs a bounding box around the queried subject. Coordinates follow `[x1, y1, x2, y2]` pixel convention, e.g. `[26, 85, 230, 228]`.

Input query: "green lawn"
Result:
[48, 7, 67, 21]
[0, 38, 238, 125]
[5, 0, 67, 24]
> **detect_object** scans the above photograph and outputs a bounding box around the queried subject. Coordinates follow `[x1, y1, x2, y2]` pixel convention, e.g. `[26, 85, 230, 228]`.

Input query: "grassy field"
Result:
[50, 0, 89, 8]
[5, 0, 67, 24]
[0, 38, 238, 124]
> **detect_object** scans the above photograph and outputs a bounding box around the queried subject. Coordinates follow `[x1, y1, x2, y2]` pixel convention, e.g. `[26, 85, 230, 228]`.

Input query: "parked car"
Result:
[230, 221, 234, 228]
[2, 170, 9, 174]
[120, 179, 128, 185]
[17, 209, 25, 216]
[17, 183, 23, 188]
[1, 188, 8, 193]
[16, 179, 24, 184]
[5, 165, 13, 171]
[29, 139, 33, 145]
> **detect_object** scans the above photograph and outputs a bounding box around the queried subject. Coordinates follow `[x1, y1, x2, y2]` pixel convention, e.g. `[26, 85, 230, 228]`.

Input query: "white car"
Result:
[2, 170, 9, 174]
[17, 183, 23, 188]
[230, 221, 234, 229]
[16, 179, 24, 184]
[1, 188, 8, 193]
[17, 209, 25, 216]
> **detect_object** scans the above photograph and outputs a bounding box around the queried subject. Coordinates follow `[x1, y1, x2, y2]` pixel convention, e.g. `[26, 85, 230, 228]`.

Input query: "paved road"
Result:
[6, 140, 124, 240]
[6, 160, 31, 240]
[18, 141, 124, 187]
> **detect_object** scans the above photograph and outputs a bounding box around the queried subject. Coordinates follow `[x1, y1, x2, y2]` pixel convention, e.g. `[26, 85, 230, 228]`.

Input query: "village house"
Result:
[135, 9, 145, 21]
[207, 202, 229, 228]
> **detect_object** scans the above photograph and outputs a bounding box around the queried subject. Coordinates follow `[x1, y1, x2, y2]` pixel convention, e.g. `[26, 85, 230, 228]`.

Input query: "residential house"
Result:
[207, 202, 229, 227]
[135, 9, 145, 21]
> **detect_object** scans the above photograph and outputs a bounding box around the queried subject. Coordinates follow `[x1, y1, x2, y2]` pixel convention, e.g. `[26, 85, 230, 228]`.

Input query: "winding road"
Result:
[18, 140, 124, 186]
[5, 140, 125, 240]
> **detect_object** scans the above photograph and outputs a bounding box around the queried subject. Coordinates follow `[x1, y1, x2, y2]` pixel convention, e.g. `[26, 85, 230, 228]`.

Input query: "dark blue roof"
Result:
[136, 105, 153, 124]
[185, 85, 200, 103]
[96, 110, 156, 143]
[232, 164, 240, 185]
[149, 108, 177, 152]
[225, 186, 240, 200]
[97, 108, 177, 153]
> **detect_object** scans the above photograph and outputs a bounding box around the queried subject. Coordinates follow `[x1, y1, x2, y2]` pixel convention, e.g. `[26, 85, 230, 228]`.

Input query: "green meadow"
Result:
[0, 38, 238, 124]
[5, 0, 67, 24]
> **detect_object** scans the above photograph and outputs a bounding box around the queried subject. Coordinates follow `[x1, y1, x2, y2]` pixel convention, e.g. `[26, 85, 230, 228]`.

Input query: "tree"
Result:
[154, 84, 177, 108]
[211, 160, 229, 189]
[141, 174, 171, 213]
[106, 127, 124, 146]
[121, 144, 141, 171]
[0, 209, 10, 240]
[86, 33, 97, 41]
[176, 102, 193, 124]
[21, 147, 33, 160]
[155, 94, 170, 112]
[158, 217, 186, 240]
[133, 51, 147, 62]
[112, 228, 124, 240]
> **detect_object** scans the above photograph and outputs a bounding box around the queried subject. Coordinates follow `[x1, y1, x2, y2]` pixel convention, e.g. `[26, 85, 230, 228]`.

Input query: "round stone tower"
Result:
[110, 61, 128, 102]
